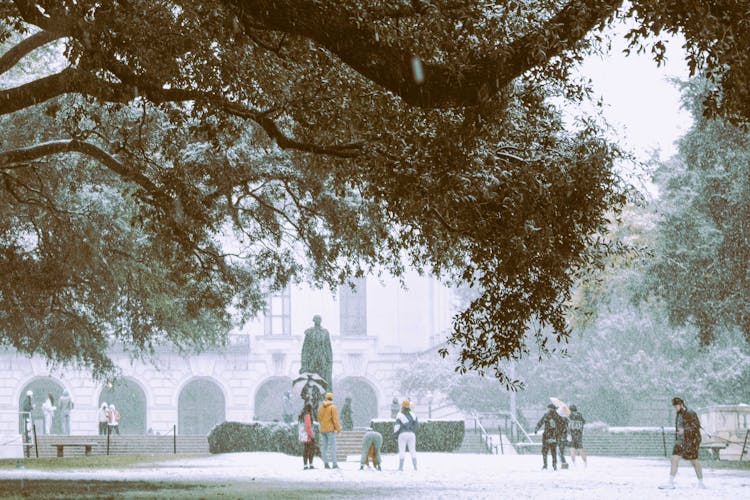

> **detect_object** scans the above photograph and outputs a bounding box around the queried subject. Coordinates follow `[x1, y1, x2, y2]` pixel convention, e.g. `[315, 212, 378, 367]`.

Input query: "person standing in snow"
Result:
[660, 397, 705, 489]
[394, 399, 419, 471]
[535, 403, 560, 470]
[107, 404, 120, 435]
[98, 403, 109, 435]
[58, 390, 74, 435]
[299, 404, 316, 470]
[42, 392, 56, 435]
[567, 404, 587, 466]
[21, 390, 34, 457]
[317, 392, 341, 469]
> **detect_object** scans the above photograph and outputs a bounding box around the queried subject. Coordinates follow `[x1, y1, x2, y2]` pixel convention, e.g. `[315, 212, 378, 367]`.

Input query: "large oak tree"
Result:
[1, 1, 747, 379]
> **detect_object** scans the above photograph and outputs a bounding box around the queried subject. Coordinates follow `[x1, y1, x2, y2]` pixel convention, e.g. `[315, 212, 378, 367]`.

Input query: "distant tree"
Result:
[1, 1, 748, 378]
[648, 80, 750, 345]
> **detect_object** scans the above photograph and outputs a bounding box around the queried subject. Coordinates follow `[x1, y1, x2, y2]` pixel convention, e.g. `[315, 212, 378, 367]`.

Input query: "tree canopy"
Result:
[1, 1, 748, 379]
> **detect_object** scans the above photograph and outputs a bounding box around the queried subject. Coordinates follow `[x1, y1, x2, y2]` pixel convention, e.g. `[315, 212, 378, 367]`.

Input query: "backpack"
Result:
[298, 421, 308, 443]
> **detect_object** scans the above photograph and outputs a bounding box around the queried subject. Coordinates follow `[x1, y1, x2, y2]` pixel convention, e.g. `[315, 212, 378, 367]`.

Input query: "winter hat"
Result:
[672, 397, 684, 406]
[402, 400, 410, 408]
[547, 403, 556, 410]
[569, 405, 577, 412]
[325, 392, 333, 400]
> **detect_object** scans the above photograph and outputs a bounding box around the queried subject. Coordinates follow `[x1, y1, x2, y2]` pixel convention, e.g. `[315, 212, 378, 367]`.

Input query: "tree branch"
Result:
[0, 66, 363, 158]
[231, 0, 622, 108]
[0, 139, 160, 195]
[0, 30, 64, 75]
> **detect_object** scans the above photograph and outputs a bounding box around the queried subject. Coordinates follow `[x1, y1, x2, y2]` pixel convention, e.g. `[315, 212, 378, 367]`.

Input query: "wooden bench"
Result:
[700, 443, 727, 460]
[50, 443, 96, 457]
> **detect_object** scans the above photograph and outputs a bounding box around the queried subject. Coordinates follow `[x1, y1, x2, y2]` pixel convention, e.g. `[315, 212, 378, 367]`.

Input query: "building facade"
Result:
[0, 272, 454, 440]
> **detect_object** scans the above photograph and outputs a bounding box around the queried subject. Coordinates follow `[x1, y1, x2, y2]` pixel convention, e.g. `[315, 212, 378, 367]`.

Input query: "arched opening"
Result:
[98, 378, 147, 435]
[336, 377, 378, 429]
[178, 378, 225, 435]
[253, 376, 295, 422]
[18, 378, 64, 435]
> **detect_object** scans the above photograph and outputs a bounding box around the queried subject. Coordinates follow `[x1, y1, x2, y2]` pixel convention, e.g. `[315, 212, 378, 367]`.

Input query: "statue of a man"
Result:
[300, 315, 333, 392]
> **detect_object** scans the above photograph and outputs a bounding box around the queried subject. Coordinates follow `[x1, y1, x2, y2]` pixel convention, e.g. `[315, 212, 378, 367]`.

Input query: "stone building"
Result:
[0, 272, 454, 440]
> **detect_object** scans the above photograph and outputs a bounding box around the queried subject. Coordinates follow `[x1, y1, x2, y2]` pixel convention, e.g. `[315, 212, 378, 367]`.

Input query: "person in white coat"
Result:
[394, 399, 419, 471]
[42, 392, 56, 435]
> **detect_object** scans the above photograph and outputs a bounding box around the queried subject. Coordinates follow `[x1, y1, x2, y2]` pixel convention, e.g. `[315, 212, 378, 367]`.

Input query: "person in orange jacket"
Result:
[317, 392, 341, 469]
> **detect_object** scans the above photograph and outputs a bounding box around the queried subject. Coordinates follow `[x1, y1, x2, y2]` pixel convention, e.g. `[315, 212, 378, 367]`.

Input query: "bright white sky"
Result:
[577, 27, 692, 163]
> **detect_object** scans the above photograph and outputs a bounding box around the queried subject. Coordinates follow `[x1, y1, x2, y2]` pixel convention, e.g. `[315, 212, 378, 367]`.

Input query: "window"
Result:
[264, 285, 291, 336]
[339, 277, 367, 336]
[272, 353, 286, 374]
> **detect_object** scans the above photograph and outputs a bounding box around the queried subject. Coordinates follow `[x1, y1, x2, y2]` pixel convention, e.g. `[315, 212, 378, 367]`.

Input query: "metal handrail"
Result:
[510, 413, 534, 443]
[471, 410, 497, 454]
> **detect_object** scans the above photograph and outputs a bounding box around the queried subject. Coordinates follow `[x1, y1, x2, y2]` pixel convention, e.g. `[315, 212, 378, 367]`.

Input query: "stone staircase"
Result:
[458, 429, 490, 453]
[331, 430, 366, 463]
[28, 435, 209, 458]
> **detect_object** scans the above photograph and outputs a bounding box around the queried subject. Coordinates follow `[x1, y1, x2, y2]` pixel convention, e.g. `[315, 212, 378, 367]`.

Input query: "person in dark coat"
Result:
[21, 391, 33, 457]
[556, 411, 568, 468]
[660, 397, 705, 489]
[568, 404, 587, 466]
[535, 403, 561, 470]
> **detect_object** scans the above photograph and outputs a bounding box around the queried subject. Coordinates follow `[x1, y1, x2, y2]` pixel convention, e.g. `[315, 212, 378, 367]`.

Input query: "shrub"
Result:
[208, 421, 301, 455]
[370, 419, 464, 453]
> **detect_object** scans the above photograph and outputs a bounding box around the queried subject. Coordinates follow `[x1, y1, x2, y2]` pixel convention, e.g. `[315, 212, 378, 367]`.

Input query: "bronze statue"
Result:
[299, 315, 333, 393]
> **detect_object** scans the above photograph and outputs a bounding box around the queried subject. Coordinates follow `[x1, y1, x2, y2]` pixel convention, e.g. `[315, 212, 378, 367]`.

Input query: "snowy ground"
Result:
[0, 452, 747, 499]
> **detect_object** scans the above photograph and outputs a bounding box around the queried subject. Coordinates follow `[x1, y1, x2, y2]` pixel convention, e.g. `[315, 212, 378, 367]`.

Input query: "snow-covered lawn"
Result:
[0, 452, 747, 499]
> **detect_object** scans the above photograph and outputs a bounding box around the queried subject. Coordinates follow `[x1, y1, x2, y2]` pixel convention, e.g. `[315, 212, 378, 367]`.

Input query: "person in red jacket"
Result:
[298, 404, 316, 470]
[317, 392, 341, 469]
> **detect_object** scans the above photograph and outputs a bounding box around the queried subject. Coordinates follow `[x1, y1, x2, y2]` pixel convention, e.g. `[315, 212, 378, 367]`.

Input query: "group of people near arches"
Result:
[97, 402, 121, 435]
[297, 394, 418, 471]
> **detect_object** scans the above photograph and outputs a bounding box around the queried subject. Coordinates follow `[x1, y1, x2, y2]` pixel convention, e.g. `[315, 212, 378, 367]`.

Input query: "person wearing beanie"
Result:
[317, 392, 341, 469]
[568, 404, 587, 466]
[660, 397, 705, 490]
[394, 399, 419, 471]
[535, 403, 562, 470]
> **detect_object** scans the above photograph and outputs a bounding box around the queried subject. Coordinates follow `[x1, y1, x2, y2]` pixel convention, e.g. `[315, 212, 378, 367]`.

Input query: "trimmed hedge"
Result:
[208, 421, 301, 455]
[370, 419, 464, 453]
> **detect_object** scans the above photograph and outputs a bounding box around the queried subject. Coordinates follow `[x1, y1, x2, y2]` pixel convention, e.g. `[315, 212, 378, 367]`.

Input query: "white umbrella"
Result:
[549, 396, 571, 417]
[292, 372, 327, 397]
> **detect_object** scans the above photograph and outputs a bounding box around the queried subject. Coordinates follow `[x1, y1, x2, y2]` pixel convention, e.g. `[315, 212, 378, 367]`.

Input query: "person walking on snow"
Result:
[568, 404, 587, 466]
[535, 403, 561, 470]
[317, 392, 341, 469]
[660, 397, 705, 489]
[394, 399, 419, 471]
[556, 409, 568, 468]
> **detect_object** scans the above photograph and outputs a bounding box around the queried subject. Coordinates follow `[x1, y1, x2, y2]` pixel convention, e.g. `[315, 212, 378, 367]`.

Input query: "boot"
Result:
[398, 459, 404, 471]
[412, 458, 417, 471]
